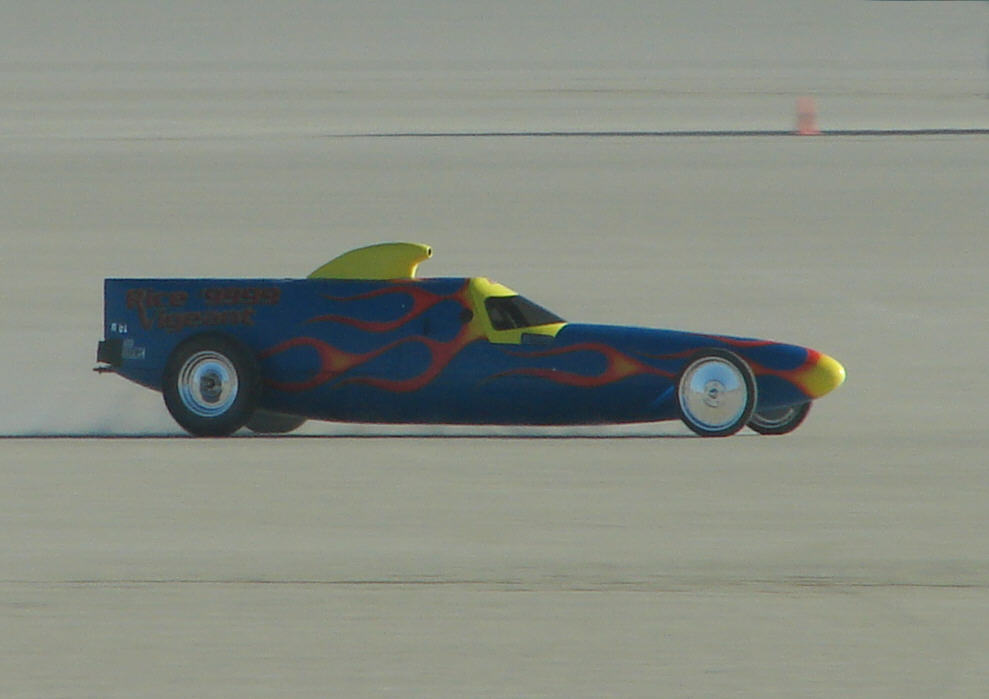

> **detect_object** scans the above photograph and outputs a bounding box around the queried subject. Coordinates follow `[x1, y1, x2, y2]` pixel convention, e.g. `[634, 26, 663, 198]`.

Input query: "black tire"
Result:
[245, 410, 307, 435]
[748, 402, 812, 436]
[676, 349, 757, 437]
[162, 333, 261, 437]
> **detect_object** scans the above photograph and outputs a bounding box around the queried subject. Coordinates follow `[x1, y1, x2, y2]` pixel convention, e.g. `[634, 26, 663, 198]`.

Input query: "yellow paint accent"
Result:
[798, 353, 846, 398]
[612, 355, 638, 378]
[468, 276, 518, 301]
[308, 242, 433, 280]
[466, 277, 566, 345]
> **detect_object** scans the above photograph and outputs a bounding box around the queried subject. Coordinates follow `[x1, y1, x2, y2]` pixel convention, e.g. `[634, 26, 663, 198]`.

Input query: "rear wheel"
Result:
[246, 410, 307, 435]
[748, 402, 811, 435]
[162, 333, 260, 436]
[677, 350, 756, 437]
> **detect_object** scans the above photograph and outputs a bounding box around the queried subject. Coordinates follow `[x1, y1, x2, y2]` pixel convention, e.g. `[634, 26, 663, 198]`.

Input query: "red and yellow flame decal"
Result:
[493, 342, 674, 387]
[261, 327, 483, 393]
[262, 282, 484, 393]
[306, 284, 450, 333]
[642, 337, 845, 399]
[743, 349, 845, 398]
[261, 281, 844, 400]
[713, 338, 846, 398]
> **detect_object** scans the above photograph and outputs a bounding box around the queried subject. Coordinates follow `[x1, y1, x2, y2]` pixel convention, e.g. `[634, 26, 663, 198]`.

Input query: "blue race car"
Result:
[96, 242, 845, 437]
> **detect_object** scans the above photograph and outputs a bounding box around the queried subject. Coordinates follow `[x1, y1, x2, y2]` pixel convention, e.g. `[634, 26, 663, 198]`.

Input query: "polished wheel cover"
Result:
[749, 406, 799, 430]
[678, 357, 750, 432]
[176, 351, 239, 418]
[747, 401, 811, 435]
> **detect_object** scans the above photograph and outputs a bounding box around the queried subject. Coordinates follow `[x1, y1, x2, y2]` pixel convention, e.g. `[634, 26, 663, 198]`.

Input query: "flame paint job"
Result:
[492, 343, 675, 387]
[101, 263, 844, 426]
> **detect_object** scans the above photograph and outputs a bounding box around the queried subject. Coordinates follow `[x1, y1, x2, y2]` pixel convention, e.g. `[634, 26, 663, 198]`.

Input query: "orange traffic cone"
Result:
[795, 96, 820, 135]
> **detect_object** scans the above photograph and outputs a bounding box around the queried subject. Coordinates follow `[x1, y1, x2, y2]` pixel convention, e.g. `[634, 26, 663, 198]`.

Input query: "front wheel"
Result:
[162, 333, 261, 436]
[748, 402, 811, 435]
[676, 350, 756, 437]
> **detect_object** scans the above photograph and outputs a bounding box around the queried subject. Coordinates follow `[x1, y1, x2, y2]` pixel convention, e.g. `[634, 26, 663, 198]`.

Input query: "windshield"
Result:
[484, 295, 565, 331]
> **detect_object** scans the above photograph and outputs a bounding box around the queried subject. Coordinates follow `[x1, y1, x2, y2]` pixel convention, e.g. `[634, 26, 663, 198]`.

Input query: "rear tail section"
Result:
[95, 279, 162, 388]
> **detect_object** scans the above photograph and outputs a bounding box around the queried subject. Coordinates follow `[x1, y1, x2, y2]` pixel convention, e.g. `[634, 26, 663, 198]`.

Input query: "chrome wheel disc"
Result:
[176, 351, 239, 418]
[678, 356, 750, 432]
[747, 401, 811, 435]
[749, 406, 798, 430]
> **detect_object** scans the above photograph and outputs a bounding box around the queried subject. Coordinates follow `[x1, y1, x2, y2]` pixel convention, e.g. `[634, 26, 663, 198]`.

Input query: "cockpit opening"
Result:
[484, 295, 565, 331]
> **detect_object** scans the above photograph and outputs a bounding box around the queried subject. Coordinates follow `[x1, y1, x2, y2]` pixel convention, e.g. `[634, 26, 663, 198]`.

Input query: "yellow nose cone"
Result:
[800, 353, 846, 398]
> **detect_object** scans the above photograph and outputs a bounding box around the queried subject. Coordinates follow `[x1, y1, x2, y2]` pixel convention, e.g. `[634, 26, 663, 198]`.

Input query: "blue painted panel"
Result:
[102, 277, 822, 425]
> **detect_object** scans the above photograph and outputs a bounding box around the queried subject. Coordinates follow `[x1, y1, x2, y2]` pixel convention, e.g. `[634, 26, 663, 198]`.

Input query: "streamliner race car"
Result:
[95, 242, 845, 437]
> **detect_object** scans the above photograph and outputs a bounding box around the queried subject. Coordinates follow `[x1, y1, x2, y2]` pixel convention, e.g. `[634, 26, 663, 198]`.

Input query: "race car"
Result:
[96, 242, 845, 437]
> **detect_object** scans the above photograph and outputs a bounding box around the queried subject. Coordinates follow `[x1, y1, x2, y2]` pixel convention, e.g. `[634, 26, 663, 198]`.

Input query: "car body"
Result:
[96, 242, 845, 436]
